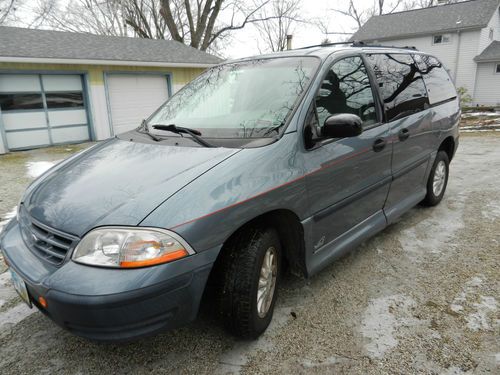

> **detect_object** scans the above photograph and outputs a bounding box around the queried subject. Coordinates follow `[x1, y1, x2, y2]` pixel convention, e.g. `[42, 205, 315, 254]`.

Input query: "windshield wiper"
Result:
[261, 121, 285, 137]
[137, 119, 162, 142]
[152, 124, 214, 147]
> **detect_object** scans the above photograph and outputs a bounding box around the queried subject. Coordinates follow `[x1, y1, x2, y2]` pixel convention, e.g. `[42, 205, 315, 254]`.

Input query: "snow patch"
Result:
[481, 199, 500, 221]
[462, 112, 500, 117]
[466, 296, 498, 331]
[360, 294, 420, 359]
[217, 306, 294, 374]
[450, 277, 498, 332]
[0, 302, 36, 330]
[0, 206, 17, 232]
[398, 197, 465, 260]
[25, 160, 61, 179]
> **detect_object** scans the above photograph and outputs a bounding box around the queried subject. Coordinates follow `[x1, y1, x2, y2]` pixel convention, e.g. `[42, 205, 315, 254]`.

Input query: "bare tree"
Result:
[0, 0, 18, 25]
[34, 0, 128, 36]
[33, 0, 293, 53]
[331, 0, 403, 30]
[253, 0, 302, 52]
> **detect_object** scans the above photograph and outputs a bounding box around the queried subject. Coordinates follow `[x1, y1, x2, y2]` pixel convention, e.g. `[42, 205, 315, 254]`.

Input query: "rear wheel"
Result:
[421, 150, 449, 206]
[219, 227, 281, 339]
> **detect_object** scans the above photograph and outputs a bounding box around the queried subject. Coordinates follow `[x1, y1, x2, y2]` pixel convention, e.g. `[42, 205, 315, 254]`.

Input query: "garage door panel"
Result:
[42, 75, 82, 92]
[6, 129, 50, 149]
[2, 111, 47, 131]
[48, 109, 87, 127]
[107, 74, 169, 135]
[51, 126, 89, 143]
[0, 73, 90, 151]
[0, 75, 41, 92]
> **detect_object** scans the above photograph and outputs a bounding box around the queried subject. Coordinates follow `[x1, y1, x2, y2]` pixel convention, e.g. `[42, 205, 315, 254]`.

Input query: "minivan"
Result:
[0, 43, 459, 341]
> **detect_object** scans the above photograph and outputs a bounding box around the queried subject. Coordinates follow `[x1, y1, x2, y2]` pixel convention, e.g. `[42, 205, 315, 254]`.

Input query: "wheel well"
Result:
[439, 136, 455, 161]
[212, 209, 307, 280]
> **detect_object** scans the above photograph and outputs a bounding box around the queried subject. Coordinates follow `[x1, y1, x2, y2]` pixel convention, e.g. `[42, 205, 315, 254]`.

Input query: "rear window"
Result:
[413, 54, 457, 105]
[365, 53, 429, 122]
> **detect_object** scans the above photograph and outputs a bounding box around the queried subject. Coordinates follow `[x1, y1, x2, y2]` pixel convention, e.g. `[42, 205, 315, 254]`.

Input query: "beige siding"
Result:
[473, 62, 500, 106]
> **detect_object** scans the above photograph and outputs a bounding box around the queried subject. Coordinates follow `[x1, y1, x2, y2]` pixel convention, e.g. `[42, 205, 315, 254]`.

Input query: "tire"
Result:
[219, 226, 281, 339]
[421, 150, 449, 207]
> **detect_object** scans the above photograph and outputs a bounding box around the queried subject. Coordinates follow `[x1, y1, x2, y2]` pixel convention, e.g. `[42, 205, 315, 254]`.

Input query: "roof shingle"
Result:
[475, 40, 500, 61]
[0, 26, 222, 66]
[351, 0, 500, 42]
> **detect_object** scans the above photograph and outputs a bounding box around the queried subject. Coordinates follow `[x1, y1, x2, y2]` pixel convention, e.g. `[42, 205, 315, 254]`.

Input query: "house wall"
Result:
[479, 6, 500, 53]
[473, 62, 500, 106]
[0, 62, 205, 150]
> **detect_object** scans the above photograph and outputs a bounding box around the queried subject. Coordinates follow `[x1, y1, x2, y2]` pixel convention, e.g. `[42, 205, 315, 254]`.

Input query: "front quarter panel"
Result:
[140, 133, 309, 252]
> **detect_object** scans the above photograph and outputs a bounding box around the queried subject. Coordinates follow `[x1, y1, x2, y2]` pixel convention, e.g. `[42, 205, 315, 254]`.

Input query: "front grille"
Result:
[19, 206, 78, 266]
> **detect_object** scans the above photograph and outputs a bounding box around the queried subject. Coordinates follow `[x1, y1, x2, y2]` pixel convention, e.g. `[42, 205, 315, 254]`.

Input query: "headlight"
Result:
[72, 227, 194, 268]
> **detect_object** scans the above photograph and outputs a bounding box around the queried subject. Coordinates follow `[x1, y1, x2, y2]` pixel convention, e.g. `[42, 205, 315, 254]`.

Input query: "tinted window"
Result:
[413, 54, 456, 105]
[366, 53, 429, 122]
[0, 93, 43, 111]
[316, 56, 377, 127]
[496, 64, 500, 74]
[45, 92, 84, 109]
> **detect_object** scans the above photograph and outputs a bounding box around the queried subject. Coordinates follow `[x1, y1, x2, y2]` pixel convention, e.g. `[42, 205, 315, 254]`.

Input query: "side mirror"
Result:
[321, 114, 363, 138]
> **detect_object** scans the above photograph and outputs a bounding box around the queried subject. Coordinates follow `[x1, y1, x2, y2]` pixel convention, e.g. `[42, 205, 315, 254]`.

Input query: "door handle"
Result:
[399, 128, 410, 141]
[373, 138, 386, 152]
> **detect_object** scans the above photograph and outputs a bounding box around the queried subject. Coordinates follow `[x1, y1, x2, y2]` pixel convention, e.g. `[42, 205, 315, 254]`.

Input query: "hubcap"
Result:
[257, 246, 278, 318]
[433, 160, 447, 196]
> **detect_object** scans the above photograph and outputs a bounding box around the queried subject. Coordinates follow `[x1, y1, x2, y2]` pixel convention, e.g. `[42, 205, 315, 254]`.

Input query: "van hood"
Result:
[24, 139, 239, 237]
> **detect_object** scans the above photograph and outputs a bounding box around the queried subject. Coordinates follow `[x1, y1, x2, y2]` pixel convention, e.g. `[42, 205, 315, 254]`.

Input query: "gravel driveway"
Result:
[0, 134, 499, 374]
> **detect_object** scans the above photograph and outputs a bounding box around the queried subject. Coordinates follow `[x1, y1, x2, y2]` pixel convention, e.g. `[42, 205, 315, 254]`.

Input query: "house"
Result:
[351, 0, 500, 107]
[0, 26, 222, 154]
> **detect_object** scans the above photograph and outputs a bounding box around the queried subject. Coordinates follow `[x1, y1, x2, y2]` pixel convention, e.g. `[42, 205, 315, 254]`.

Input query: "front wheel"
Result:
[219, 227, 281, 339]
[421, 151, 449, 206]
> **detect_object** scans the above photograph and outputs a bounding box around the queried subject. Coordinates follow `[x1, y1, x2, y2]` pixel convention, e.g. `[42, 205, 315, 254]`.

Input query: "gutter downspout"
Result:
[453, 29, 461, 84]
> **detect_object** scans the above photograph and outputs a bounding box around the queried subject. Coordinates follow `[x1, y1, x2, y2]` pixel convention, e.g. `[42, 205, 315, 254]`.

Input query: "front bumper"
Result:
[0, 219, 220, 341]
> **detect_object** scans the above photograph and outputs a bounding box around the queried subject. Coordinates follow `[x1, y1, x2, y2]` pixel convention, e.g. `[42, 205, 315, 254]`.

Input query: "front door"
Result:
[303, 56, 392, 254]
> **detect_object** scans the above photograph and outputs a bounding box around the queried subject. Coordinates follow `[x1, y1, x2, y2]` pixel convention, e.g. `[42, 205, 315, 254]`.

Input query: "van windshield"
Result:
[147, 57, 319, 141]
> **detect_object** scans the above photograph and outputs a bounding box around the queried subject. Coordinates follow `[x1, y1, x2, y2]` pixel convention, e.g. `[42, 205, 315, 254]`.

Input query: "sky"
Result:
[226, 0, 377, 58]
[6, 0, 400, 59]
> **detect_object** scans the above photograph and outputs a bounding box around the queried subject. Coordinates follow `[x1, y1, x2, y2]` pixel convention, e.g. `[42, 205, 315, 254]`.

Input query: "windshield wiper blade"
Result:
[261, 121, 285, 137]
[137, 119, 162, 142]
[152, 124, 214, 148]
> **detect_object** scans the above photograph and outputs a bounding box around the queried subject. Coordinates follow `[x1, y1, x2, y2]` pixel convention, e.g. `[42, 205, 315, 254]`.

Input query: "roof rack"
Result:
[298, 40, 418, 51]
[352, 41, 418, 50]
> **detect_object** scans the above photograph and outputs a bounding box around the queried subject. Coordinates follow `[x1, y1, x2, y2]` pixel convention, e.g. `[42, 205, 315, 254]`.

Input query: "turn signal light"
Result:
[38, 296, 48, 308]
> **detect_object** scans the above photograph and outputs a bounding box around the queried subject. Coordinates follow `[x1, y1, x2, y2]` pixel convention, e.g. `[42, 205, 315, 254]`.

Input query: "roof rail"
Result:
[297, 40, 418, 51]
[352, 41, 418, 50]
[296, 41, 353, 50]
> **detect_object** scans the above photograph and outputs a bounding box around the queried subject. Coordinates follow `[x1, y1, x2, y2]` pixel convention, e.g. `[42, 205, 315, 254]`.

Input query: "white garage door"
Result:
[106, 74, 169, 135]
[0, 74, 90, 150]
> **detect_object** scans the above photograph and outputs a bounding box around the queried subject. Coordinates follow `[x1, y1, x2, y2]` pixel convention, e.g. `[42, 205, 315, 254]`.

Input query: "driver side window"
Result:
[315, 56, 377, 128]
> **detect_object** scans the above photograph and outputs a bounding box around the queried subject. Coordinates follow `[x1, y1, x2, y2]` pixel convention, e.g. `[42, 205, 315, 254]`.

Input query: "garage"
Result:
[0, 26, 222, 154]
[0, 73, 90, 150]
[106, 74, 170, 135]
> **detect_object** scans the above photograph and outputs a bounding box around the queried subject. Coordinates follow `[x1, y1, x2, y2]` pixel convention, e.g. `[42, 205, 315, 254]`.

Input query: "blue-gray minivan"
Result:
[0, 43, 459, 341]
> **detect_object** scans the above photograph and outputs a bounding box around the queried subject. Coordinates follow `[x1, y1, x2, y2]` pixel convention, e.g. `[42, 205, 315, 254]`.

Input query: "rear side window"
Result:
[413, 54, 457, 105]
[366, 53, 429, 122]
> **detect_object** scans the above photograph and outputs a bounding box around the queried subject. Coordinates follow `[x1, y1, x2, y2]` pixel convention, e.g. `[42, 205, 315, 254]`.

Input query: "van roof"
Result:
[231, 42, 430, 63]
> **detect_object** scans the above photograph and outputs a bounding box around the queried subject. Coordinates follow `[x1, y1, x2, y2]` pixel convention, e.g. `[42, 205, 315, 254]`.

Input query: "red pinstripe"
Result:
[170, 147, 372, 229]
